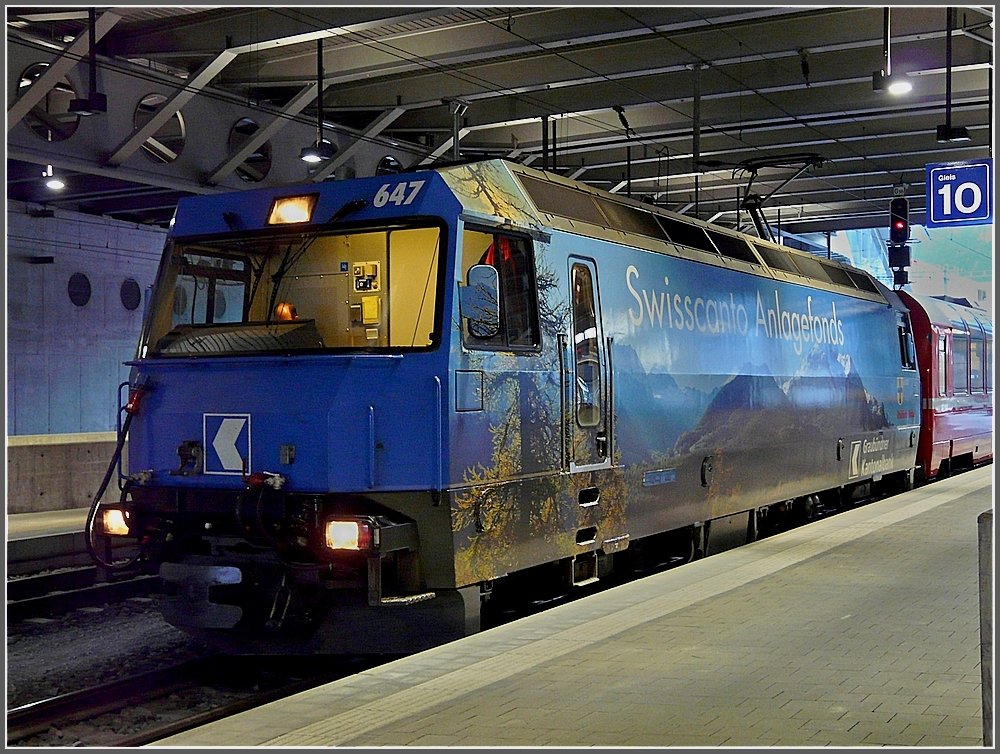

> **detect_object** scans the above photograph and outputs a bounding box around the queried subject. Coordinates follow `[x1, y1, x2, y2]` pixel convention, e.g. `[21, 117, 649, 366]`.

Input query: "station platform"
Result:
[6, 507, 94, 575]
[6, 506, 90, 541]
[151, 466, 993, 748]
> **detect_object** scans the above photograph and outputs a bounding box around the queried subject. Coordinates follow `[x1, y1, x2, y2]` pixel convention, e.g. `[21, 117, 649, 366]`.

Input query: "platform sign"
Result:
[925, 159, 993, 228]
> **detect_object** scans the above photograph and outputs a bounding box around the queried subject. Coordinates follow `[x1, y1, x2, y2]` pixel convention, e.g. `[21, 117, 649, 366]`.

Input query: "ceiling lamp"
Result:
[68, 8, 108, 115]
[936, 7, 972, 143]
[300, 39, 338, 163]
[42, 164, 65, 190]
[300, 139, 337, 163]
[872, 7, 912, 95]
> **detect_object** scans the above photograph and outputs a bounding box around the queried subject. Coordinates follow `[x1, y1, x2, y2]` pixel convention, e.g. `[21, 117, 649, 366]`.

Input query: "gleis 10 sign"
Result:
[925, 159, 993, 228]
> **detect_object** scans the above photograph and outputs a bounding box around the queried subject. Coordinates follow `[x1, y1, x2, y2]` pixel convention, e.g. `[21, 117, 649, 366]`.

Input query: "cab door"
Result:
[566, 258, 611, 470]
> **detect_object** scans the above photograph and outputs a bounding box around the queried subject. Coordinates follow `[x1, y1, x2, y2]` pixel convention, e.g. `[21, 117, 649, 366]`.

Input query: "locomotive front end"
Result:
[91, 175, 477, 653]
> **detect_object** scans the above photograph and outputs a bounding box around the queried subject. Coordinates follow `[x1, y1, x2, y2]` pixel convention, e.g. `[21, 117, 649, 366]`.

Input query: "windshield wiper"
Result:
[265, 198, 370, 321]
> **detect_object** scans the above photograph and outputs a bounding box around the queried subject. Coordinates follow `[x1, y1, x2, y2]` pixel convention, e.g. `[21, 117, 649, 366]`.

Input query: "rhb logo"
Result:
[203, 413, 251, 475]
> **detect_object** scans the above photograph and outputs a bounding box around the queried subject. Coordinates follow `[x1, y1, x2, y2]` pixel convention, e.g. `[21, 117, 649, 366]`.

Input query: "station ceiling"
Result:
[6, 5, 995, 236]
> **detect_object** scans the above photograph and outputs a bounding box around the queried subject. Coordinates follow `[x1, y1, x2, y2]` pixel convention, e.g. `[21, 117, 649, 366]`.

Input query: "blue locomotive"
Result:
[89, 159, 923, 652]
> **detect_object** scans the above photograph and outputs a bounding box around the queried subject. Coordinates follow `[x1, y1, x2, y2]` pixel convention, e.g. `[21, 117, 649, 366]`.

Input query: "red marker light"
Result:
[246, 472, 268, 488]
[125, 387, 145, 415]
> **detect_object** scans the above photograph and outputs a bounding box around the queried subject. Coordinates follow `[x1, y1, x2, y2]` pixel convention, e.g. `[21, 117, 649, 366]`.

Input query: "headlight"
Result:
[99, 508, 131, 536]
[323, 519, 373, 551]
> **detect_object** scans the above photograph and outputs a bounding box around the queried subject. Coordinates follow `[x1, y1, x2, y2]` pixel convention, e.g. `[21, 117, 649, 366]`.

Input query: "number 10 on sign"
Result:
[925, 159, 993, 228]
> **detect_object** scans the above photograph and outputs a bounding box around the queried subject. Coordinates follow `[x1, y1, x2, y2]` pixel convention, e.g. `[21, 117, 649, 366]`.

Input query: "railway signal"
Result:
[889, 197, 909, 244]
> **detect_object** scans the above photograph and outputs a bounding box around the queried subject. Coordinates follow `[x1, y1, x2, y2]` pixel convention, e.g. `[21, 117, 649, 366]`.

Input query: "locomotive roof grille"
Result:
[507, 161, 884, 302]
[846, 270, 882, 294]
[754, 244, 800, 274]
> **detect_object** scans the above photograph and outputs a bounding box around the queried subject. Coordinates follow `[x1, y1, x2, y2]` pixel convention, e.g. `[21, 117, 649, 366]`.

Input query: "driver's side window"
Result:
[461, 229, 540, 351]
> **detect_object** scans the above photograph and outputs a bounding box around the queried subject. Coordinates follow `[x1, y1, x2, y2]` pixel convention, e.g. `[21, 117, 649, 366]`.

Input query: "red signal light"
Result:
[889, 198, 909, 244]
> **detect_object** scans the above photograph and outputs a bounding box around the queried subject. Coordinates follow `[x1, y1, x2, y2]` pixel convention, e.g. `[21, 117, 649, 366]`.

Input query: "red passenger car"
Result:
[899, 291, 993, 480]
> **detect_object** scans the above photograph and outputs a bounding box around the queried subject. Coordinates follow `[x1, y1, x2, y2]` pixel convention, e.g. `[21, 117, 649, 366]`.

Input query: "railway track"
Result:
[6, 654, 393, 747]
[9, 468, 980, 746]
[7, 566, 161, 623]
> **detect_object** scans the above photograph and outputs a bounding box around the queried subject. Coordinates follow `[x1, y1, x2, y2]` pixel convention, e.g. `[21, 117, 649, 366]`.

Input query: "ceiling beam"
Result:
[204, 81, 321, 184]
[104, 49, 239, 167]
[6, 10, 121, 131]
[310, 106, 408, 181]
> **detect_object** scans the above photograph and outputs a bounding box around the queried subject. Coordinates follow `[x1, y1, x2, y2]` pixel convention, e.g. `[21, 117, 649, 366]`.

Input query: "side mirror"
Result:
[459, 264, 500, 338]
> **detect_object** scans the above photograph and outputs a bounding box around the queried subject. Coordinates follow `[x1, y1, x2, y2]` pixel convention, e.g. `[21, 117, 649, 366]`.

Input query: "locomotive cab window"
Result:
[460, 229, 540, 351]
[145, 224, 442, 355]
[897, 312, 916, 370]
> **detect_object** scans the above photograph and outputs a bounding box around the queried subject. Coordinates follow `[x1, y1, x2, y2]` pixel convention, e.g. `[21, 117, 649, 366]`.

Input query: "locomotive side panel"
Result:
[446, 218, 920, 587]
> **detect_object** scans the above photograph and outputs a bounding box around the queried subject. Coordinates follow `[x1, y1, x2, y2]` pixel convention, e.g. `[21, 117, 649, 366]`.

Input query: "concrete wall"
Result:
[6, 201, 164, 435]
[6, 204, 161, 512]
[6, 433, 126, 514]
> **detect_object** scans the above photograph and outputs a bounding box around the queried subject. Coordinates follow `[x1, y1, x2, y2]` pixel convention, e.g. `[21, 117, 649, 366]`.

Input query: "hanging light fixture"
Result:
[68, 8, 108, 115]
[300, 38, 337, 163]
[936, 7, 972, 143]
[42, 164, 65, 190]
[872, 7, 913, 95]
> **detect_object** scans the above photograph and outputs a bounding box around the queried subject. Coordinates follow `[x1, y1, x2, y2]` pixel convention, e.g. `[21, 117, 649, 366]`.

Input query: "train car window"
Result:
[754, 244, 801, 274]
[656, 216, 717, 255]
[461, 229, 540, 351]
[986, 338, 993, 392]
[571, 264, 602, 428]
[518, 175, 607, 226]
[593, 197, 666, 239]
[970, 338, 985, 392]
[897, 312, 916, 370]
[953, 334, 970, 394]
[937, 335, 947, 396]
[706, 230, 761, 265]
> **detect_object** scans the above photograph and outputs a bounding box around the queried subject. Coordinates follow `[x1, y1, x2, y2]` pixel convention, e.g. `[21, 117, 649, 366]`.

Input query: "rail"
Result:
[6, 654, 391, 746]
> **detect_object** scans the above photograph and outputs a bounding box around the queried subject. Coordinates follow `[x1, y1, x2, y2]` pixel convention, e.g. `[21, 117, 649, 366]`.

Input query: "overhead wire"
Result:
[8, 8, 991, 227]
[615, 6, 975, 222]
